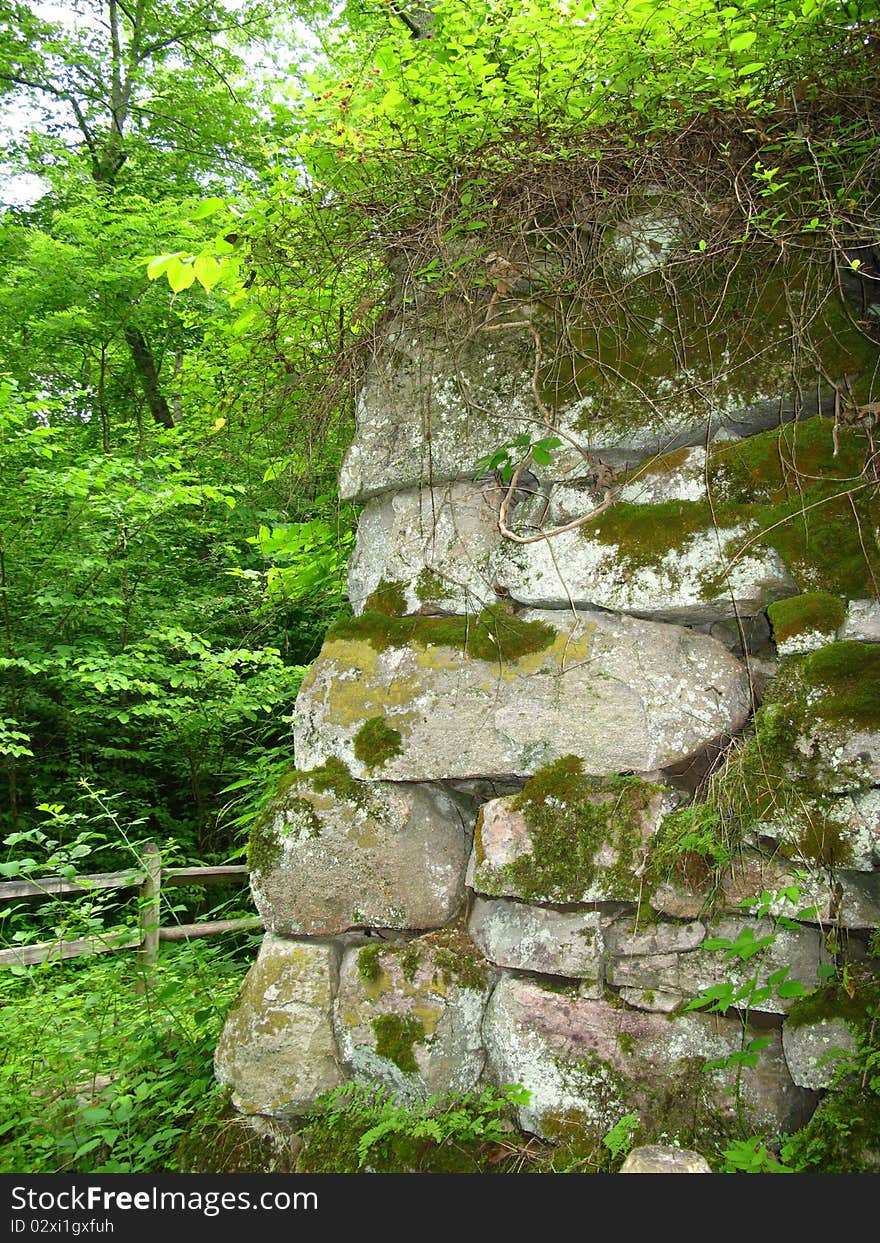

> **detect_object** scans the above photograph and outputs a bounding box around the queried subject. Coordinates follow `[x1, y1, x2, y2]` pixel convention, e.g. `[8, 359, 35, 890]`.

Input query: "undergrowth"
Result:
[0, 941, 253, 1173]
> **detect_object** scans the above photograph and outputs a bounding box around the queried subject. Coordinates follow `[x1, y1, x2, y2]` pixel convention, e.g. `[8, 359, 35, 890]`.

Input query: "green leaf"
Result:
[191, 197, 226, 220]
[166, 258, 197, 293]
[729, 31, 758, 53]
[193, 254, 223, 291]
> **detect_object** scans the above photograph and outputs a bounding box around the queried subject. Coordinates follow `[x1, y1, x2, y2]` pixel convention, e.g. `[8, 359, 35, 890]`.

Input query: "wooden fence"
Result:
[0, 842, 262, 971]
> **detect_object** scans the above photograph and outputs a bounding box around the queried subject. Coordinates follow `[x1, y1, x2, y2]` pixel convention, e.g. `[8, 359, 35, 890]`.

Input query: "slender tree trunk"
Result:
[0, 536, 20, 831]
[97, 345, 111, 452]
[124, 327, 174, 428]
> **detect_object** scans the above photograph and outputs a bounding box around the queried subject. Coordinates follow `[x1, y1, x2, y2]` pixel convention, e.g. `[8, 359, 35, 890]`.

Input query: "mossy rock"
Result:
[768, 591, 847, 646]
[581, 417, 880, 599]
[474, 756, 667, 903]
[326, 600, 557, 663]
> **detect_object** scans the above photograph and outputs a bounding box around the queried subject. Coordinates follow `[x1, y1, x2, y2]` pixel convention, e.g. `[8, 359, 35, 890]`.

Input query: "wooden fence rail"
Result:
[0, 843, 261, 970]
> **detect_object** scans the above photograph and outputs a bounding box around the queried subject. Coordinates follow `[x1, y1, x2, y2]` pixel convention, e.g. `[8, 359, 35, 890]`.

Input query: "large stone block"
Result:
[248, 762, 472, 936]
[605, 913, 830, 1015]
[482, 974, 817, 1141]
[214, 936, 342, 1117]
[334, 927, 493, 1104]
[468, 766, 673, 903]
[293, 608, 751, 781]
[468, 897, 605, 979]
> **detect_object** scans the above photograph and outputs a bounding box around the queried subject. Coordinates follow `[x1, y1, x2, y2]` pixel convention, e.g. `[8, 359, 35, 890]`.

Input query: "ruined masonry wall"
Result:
[214, 202, 880, 1162]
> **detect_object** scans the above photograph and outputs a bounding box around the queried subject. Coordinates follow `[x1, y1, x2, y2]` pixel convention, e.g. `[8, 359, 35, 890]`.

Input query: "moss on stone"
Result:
[575, 417, 880, 599]
[400, 945, 420, 984]
[424, 923, 489, 993]
[414, 566, 447, 603]
[487, 756, 661, 902]
[768, 592, 846, 644]
[786, 968, 880, 1031]
[582, 497, 714, 571]
[305, 756, 369, 807]
[371, 1014, 425, 1073]
[364, 578, 408, 616]
[353, 716, 403, 771]
[247, 817, 282, 878]
[703, 639, 880, 850]
[800, 641, 880, 730]
[357, 943, 383, 984]
[326, 601, 556, 664]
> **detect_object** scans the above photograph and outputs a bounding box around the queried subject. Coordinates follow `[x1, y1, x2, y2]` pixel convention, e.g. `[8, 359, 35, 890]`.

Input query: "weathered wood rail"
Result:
[0, 842, 261, 970]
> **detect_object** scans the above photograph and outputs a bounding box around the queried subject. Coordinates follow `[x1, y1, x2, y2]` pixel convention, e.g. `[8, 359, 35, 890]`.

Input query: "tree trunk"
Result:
[124, 327, 174, 428]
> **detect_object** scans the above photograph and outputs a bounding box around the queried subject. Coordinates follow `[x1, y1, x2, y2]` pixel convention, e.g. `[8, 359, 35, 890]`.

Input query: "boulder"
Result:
[293, 607, 752, 781]
[338, 256, 868, 501]
[605, 913, 830, 1015]
[744, 787, 880, 873]
[482, 974, 817, 1140]
[468, 766, 673, 904]
[248, 762, 472, 936]
[467, 897, 605, 980]
[347, 481, 505, 616]
[839, 599, 880, 643]
[333, 927, 492, 1104]
[649, 850, 880, 930]
[491, 522, 796, 624]
[619, 1145, 712, 1173]
[782, 1018, 858, 1091]
[214, 936, 342, 1117]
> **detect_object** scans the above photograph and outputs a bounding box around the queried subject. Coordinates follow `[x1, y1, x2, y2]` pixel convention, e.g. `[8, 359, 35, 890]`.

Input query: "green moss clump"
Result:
[247, 817, 282, 878]
[327, 602, 556, 664]
[364, 578, 408, 616]
[482, 756, 661, 902]
[786, 969, 880, 1031]
[372, 1014, 425, 1073]
[400, 945, 420, 984]
[583, 498, 713, 572]
[353, 717, 403, 771]
[425, 923, 488, 993]
[704, 640, 880, 847]
[305, 755, 369, 807]
[357, 943, 383, 984]
[414, 567, 447, 603]
[800, 641, 880, 730]
[768, 592, 846, 645]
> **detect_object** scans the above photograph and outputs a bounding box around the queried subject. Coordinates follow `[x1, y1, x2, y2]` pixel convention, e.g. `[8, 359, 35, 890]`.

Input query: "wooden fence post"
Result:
[135, 842, 161, 992]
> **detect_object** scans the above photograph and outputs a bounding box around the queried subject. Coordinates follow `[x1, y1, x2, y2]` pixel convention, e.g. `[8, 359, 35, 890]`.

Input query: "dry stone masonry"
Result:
[215, 200, 880, 1168]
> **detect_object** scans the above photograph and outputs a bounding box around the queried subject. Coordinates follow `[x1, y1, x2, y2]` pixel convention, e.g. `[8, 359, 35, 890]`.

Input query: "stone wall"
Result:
[214, 201, 880, 1167]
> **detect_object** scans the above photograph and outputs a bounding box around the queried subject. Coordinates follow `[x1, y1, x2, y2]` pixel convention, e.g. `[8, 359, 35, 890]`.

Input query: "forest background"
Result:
[0, 0, 876, 1174]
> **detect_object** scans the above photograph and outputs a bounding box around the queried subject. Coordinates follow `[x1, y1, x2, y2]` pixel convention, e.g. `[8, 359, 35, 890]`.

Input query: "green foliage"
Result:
[601, 1111, 639, 1162]
[298, 1081, 530, 1173]
[720, 1137, 793, 1174]
[0, 942, 251, 1173]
